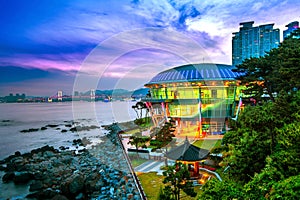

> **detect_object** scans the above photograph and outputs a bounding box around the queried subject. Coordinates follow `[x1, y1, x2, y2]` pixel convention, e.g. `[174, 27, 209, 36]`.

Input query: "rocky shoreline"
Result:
[0, 123, 141, 200]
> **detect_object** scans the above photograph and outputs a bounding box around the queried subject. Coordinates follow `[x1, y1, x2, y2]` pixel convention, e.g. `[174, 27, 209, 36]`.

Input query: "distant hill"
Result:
[95, 89, 129, 96]
[131, 88, 150, 98]
[82, 88, 149, 98]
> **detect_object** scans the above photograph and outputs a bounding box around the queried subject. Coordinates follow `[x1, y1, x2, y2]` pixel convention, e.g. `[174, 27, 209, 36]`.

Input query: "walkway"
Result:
[134, 160, 165, 175]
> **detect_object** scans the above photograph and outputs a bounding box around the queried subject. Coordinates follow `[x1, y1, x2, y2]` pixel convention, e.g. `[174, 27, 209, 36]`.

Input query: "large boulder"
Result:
[61, 173, 85, 197]
[26, 188, 59, 199]
[29, 180, 44, 191]
[69, 174, 85, 194]
[51, 194, 69, 200]
[84, 172, 102, 193]
[13, 172, 33, 184]
[2, 172, 15, 183]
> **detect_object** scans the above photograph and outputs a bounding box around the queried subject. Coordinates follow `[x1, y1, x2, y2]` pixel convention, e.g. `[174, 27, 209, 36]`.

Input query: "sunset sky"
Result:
[0, 0, 299, 96]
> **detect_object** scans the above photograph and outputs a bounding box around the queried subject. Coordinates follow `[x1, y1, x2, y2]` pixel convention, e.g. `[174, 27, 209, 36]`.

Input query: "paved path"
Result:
[134, 160, 165, 175]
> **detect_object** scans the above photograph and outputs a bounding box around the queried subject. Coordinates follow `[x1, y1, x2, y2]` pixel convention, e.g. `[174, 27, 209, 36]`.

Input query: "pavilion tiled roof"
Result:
[166, 137, 210, 161]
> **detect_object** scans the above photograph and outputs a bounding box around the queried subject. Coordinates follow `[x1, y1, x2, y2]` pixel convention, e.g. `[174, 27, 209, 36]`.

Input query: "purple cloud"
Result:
[0, 0, 299, 95]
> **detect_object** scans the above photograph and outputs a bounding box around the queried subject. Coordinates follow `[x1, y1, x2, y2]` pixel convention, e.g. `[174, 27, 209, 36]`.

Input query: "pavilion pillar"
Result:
[194, 162, 199, 176]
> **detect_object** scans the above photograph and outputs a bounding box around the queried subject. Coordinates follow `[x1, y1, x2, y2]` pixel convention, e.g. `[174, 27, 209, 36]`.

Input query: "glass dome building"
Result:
[144, 63, 245, 138]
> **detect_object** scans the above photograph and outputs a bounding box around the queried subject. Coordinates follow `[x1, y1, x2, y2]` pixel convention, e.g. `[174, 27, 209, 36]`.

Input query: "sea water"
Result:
[0, 101, 136, 159]
[0, 101, 137, 199]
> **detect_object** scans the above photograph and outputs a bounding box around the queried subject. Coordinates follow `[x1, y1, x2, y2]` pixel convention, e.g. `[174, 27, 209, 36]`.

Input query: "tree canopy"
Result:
[127, 134, 150, 157]
[199, 29, 300, 199]
[234, 31, 300, 102]
[150, 120, 176, 152]
[160, 162, 196, 200]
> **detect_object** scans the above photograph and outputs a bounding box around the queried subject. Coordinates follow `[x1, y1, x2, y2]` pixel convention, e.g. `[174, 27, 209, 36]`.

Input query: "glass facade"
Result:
[144, 64, 244, 138]
[232, 21, 280, 66]
[283, 21, 299, 39]
[148, 83, 242, 118]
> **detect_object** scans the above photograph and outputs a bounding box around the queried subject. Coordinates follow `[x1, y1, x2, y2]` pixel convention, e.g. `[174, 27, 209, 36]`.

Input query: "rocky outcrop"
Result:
[0, 123, 142, 199]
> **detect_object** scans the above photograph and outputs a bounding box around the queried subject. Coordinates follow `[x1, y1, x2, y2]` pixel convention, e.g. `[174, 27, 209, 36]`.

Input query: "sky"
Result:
[0, 0, 299, 96]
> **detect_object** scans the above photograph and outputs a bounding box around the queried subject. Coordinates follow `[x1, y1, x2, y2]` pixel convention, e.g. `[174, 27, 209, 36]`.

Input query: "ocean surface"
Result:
[0, 101, 137, 199]
[0, 101, 137, 159]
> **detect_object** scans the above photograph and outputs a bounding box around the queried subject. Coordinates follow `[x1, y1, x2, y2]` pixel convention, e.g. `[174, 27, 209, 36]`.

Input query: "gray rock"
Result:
[51, 194, 69, 200]
[26, 188, 58, 199]
[127, 193, 134, 199]
[110, 187, 114, 195]
[29, 180, 43, 191]
[61, 173, 85, 195]
[44, 151, 56, 158]
[75, 193, 84, 200]
[13, 172, 33, 184]
[2, 172, 15, 183]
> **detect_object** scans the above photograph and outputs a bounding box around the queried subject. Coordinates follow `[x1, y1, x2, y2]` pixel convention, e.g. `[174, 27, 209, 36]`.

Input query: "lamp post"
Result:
[197, 85, 202, 138]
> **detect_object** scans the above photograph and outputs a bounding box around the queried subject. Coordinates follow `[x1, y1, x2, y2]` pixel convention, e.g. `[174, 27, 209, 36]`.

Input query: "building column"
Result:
[194, 162, 199, 176]
[197, 87, 202, 138]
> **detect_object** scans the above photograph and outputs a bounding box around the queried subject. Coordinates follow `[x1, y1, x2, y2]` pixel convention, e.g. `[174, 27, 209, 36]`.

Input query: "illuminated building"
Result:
[283, 21, 299, 39]
[144, 63, 244, 138]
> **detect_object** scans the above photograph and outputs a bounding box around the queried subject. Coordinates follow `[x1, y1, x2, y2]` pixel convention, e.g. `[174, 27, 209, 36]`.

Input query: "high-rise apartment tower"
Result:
[283, 21, 299, 39]
[232, 21, 280, 66]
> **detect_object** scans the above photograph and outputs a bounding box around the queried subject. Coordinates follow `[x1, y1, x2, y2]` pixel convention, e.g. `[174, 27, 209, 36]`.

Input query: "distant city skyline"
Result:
[0, 0, 299, 96]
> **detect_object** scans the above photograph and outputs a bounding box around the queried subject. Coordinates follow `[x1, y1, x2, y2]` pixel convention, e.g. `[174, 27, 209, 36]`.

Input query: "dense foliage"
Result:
[132, 101, 148, 119]
[159, 162, 196, 200]
[233, 29, 300, 102]
[199, 30, 300, 199]
[150, 120, 176, 152]
[127, 135, 150, 156]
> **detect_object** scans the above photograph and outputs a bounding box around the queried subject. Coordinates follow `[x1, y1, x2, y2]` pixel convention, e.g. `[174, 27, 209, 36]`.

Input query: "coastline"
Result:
[0, 122, 143, 200]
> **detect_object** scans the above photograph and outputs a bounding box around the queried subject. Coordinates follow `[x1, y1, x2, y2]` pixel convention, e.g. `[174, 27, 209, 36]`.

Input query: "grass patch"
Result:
[137, 172, 164, 200]
[123, 128, 141, 135]
[138, 172, 203, 200]
[192, 139, 222, 150]
[129, 157, 148, 168]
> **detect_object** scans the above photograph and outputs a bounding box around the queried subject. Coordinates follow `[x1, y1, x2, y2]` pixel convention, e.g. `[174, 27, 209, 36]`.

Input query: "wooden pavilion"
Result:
[166, 137, 210, 177]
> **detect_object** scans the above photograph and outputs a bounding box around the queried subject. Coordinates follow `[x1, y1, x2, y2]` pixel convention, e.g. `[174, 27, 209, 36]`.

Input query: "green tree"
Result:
[235, 57, 276, 101]
[199, 175, 244, 200]
[269, 33, 300, 93]
[127, 134, 150, 157]
[150, 120, 176, 166]
[244, 120, 300, 198]
[205, 30, 300, 199]
[221, 102, 286, 182]
[158, 186, 173, 200]
[234, 32, 300, 101]
[150, 120, 176, 151]
[269, 175, 300, 200]
[132, 101, 148, 119]
[220, 98, 300, 198]
[162, 162, 196, 200]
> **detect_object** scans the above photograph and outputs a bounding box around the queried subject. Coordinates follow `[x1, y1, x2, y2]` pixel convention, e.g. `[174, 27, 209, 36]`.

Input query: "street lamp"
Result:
[197, 85, 202, 138]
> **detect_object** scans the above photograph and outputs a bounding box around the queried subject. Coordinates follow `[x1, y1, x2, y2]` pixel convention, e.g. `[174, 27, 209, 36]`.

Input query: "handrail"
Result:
[199, 168, 222, 181]
[117, 132, 148, 200]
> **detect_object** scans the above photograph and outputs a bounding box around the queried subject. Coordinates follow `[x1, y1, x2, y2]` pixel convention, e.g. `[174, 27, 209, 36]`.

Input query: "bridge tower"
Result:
[57, 90, 63, 101]
[90, 89, 95, 101]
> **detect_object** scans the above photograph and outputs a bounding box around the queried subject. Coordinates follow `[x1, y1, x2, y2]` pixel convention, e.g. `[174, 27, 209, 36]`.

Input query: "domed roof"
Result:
[147, 63, 243, 84]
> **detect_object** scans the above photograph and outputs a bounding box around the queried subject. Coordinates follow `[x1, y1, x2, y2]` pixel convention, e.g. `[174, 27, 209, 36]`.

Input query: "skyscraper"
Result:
[232, 21, 280, 66]
[283, 21, 299, 39]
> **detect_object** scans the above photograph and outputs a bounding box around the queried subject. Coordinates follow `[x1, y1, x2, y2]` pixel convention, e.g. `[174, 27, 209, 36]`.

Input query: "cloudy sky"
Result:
[0, 0, 299, 96]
